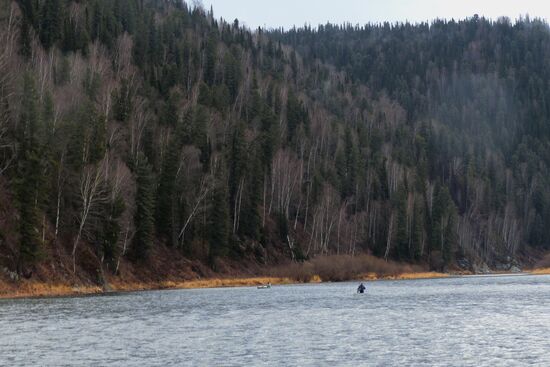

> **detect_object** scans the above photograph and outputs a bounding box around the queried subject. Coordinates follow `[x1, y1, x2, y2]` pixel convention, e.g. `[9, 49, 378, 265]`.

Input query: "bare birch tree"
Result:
[72, 160, 109, 273]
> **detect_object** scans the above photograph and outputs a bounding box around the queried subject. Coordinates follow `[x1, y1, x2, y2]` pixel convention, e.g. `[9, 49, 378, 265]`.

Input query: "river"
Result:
[1, 274, 550, 366]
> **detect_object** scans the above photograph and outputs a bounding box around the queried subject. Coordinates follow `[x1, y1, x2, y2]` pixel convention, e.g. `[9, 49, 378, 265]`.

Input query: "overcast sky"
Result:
[202, 0, 550, 30]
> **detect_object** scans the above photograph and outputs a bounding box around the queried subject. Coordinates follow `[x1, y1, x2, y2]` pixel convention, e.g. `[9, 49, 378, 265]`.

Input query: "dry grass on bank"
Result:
[361, 271, 449, 280]
[0, 271, 448, 299]
[531, 253, 550, 275]
[533, 253, 550, 274]
[531, 268, 550, 275]
[0, 255, 449, 299]
[0, 281, 102, 299]
[269, 254, 433, 282]
[108, 277, 294, 292]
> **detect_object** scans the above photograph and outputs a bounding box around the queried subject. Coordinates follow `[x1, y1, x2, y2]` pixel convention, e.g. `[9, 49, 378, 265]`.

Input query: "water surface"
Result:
[1, 274, 550, 366]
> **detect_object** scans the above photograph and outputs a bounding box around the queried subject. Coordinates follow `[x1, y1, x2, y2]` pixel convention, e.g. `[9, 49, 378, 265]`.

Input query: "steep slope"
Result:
[0, 1, 547, 291]
[272, 18, 550, 268]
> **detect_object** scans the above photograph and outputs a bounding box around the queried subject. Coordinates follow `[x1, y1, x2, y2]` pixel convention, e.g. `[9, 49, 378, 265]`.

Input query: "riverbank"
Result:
[0, 271, 454, 299]
[0, 268, 550, 299]
[0, 282, 103, 299]
[531, 268, 550, 275]
[4, 271, 549, 300]
[0, 253, 448, 299]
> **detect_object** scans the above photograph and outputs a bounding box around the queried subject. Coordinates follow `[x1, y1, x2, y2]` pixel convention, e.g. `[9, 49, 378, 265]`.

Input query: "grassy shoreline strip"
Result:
[531, 268, 550, 275]
[4, 270, 549, 300]
[0, 272, 454, 299]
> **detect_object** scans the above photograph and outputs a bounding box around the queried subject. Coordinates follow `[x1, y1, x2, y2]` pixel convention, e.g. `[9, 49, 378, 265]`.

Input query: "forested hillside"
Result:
[0, 0, 548, 283]
[272, 17, 550, 268]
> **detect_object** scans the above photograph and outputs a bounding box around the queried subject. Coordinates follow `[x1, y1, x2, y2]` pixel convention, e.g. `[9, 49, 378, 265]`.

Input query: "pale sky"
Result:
[202, 0, 550, 30]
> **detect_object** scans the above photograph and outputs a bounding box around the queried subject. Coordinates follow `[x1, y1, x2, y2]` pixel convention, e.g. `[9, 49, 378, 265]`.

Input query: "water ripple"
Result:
[1, 275, 550, 366]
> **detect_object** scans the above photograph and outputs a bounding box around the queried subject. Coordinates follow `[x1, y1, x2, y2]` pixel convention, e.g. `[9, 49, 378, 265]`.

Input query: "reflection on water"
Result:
[1, 274, 550, 366]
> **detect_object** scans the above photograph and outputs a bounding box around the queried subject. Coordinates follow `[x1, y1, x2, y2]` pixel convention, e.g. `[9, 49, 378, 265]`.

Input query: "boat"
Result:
[257, 283, 271, 289]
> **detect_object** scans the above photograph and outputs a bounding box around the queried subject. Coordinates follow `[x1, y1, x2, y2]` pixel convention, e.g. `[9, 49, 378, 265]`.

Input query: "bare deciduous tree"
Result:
[0, 7, 16, 175]
[72, 160, 109, 273]
[177, 147, 213, 247]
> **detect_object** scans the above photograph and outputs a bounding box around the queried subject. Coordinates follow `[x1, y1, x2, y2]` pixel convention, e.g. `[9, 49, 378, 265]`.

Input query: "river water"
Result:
[1, 274, 550, 366]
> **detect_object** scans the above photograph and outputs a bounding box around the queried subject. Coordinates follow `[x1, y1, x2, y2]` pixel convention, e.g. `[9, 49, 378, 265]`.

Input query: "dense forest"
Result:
[0, 0, 549, 282]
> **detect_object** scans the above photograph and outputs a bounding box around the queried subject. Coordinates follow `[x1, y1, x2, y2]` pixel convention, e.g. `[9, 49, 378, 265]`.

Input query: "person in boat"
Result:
[357, 283, 366, 294]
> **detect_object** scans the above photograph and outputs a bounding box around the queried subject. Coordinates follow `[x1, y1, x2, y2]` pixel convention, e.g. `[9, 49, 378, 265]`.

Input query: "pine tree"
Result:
[16, 149, 43, 270]
[156, 140, 179, 246]
[431, 185, 455, 261]
[113, 79, 133, 122]
[249, 78, 263, 122]
[212, 84, 230, 112]
[197, 82, 212, 107]
[132, 23, 148, 68]
[160, 92, 179, 127]
[132, 154, 155, 261]
[83, 68, 101, 100]
[179, 108, 194, 145]
[19, 0, 38, 29]
[204, 30, 218, 86]
[89, 113, 106, 164]
[443, 209, 457, 266]
[19, 16, 32, 59]
[224, 50, 241, 102]
[260, 108, 277, 170]
[395, 190, 409, 260]
[16, 74, 46, 271]
[286, 91, 301, 141]
[55, 56, 71, 86]
[411, 199, 425, 260]
[344, 127, 358, 197]
[335, 147, 346, 195]
[100, 194, 125, 267]
[39, 0, 62, 49]
[239, 152, 262, 240]
[209, 181, 229, 263]
[193, 106, 210, 167]
[18, 73, 40, 152]
[42, 92, 55, 144]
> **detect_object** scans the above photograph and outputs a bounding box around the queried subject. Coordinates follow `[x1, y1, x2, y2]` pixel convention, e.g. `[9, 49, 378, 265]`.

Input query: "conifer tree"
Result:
[394, 187, 409, 260]
[113, 79, 133, 123]
[224, 51, 241, 102]
[132, 154, 155, 261]
[16, 150, 43, 270]
[19, 16, 32, 59]
[160, 92, 179, 127]
[156, 140, 179, 246]
[100, 194, 125, 267]
[411, 199, 425, 260]
[239, 152, 262, 240]
[89, 113, 106, 164]
[209, 181, 229, 263]
[39, 0, 62, 49]
[18, 73, 39, 152]
[204, 30, 218, 86]
[443, 209, 457, 266]
[193, 106, 210, 167]
[16, 74, 45, 271]
[260, 108, 277, 171]
[198, 82, 212, 107]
